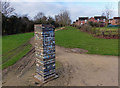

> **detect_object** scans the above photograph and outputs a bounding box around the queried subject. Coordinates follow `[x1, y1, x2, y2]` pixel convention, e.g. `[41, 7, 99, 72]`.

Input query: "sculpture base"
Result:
[34, 74, 58, 85]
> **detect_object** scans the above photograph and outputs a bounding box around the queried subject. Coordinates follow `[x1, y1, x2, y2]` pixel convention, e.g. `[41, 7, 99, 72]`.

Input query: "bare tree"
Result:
[34, 12, 44, 21]
[55, 10, 71, 26]
[1, 1, 15, 16]
[102, 3, 113, 19]
[34, 12, 48, 24]
[47, 16, 55, 24]
[41, 16, 47, 23]
[101, 11, 105, 16]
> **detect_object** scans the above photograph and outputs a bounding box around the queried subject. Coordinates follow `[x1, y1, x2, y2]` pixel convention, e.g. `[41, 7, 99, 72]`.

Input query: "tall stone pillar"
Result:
[34, 24, 56, 83]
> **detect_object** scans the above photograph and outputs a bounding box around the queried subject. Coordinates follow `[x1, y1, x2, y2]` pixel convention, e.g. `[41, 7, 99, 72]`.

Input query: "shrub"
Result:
[80, 24, 92, 32]
[91, 27, 96, 34]
[88, 21, 94, 27]
[88, 21, 100, 27]
[94, 22, 100, 27]
[96, 28, 101, 36]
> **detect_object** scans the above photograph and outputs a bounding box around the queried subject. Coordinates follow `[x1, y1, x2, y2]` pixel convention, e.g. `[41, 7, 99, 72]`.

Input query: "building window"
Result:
[103, 19, 105, 22]
[85, 20, 87, 23]
[109, 20, 111, 23]
[97, 19, 99, 22]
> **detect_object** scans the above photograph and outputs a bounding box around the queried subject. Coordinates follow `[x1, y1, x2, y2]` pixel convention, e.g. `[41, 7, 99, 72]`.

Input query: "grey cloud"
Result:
[11, 2, 118, 21]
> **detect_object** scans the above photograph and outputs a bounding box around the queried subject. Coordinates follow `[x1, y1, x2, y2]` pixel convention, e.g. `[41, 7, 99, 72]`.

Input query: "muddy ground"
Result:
[2, 37, 118, 86]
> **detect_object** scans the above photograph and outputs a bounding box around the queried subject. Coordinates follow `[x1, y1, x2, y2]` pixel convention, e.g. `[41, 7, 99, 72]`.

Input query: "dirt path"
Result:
[2, 37, 118, 86]
[52, 46, 118, 86]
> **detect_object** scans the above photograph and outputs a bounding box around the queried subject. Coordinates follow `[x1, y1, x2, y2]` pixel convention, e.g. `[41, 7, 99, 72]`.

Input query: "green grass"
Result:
[1, 44, 32, 69]
[2, 32, 34, 55]
[93, 27, 118, 36]
[95, 27, 119, 31]
[0, 36, 2, 55]
[2, 32, 34, 69]
[55, 26, 118, 56]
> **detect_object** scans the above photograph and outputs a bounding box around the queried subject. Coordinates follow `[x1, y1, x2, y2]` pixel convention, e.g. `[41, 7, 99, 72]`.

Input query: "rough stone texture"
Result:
[34, 24, 56, 82]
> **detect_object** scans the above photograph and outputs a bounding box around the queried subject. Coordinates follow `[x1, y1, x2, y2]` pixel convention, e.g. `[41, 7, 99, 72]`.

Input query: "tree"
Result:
[1, 1, 15, 17]
[102, 3, 113, 19]
[101, 3, 113, 26]
[34, 12, 44, 21]
[47, 16, 55, 25]
[34, 12, 47, 24]
[2, 13, 34, 35]
[55, 10, 71, 26]
[41, 16, 47, 24]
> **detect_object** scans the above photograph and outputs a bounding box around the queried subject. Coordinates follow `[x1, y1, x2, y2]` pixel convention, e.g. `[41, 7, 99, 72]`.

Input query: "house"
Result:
[109, 17, 120, 25]
[94, 16, 107, 23]
[79, 17, 89, 25]
[73, 21, 75, 25]
[73, 16, 109, 27]
[109, 19, 113, 24]
[89, 17, 96, 22]
[89, 16, 107, 26]
[74, 20, 79, 26]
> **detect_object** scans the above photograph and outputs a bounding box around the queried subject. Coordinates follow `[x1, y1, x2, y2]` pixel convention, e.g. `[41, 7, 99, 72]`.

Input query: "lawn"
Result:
[55, 26, 118, 56]
[2, 32, 34, 55]
[92, 27, 119, 36]
[0, 36, 2, 55]
[95, 27, 119, 31]
[2, 44, 32, 69]
[1, 32, 34, 69]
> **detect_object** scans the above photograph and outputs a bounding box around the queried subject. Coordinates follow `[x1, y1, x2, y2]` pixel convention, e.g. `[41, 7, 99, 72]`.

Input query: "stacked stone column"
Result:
[34, 24, 56, 82]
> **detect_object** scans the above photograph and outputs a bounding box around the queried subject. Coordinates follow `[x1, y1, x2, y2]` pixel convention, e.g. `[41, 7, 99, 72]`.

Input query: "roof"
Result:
[79, 17, 88, 20]
[113, 17, 120, 19]
[109, 19, 113, 20]
[94, 16, 106, 19]
[90, 17, 94, 19]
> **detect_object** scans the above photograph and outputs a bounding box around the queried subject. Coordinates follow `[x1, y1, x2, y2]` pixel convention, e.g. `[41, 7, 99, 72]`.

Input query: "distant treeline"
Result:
[1, 1, 71, 35]
[2, 14, 60, 35]
[2, 11, 71, 35]
[2, 14, 34, 35]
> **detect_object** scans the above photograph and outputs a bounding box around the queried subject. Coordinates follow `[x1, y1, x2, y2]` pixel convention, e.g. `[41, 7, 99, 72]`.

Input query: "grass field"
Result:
[2, 32, 34, 69]
[93, 27, 119, 36]
[95, 27, 119, 31]
[55, 26, 118, 56]
[0, 36, 2, 55]
[2, 33, 34, 54]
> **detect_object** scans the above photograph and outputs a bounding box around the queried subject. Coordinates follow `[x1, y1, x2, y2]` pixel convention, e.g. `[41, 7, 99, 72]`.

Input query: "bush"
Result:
[96, 28, 101, 36]
[88, 21, 94, 27]
[91, 27, 96, 34]
[80, 24, 92, 32]
[77, 25, 81, 29]
[88, 21, 102, 27]
[94, 22, 100, 27]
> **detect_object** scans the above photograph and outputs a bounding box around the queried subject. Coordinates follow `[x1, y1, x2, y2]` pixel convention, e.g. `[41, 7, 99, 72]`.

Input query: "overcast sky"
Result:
[10, 0, 119, 22]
